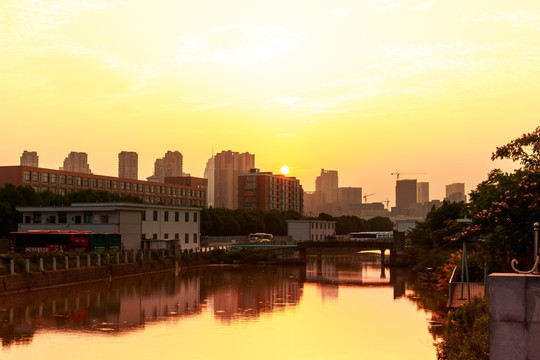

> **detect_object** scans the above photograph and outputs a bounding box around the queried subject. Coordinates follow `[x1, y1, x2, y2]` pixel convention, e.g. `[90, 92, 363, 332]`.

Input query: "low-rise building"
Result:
[287, 220, 336, 242]
[16, 203, 201, 251]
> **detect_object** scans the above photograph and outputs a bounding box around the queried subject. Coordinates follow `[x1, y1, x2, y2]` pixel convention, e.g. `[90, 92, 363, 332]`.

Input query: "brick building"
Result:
[238, 168, 303, 213]
[0, 166, 207, 207]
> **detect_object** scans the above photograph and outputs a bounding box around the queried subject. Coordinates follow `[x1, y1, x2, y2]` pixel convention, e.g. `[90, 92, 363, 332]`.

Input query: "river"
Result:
[0, 252, 444, 360]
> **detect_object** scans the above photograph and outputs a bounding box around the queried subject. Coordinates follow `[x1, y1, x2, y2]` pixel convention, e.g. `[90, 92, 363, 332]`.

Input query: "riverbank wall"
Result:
[0, 259, 177, 294]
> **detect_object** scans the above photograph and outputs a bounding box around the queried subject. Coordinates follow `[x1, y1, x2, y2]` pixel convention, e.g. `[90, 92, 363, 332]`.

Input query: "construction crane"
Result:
[363, 193, 375, 203]
[390, 170, 427, 180]
[384, 199, 390, 209]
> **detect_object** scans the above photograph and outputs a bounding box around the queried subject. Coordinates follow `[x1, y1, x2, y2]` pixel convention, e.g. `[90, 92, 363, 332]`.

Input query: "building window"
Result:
[153, 210, 158, 221]
[24, 171, 31, 182]
[58, 212, 67, 223]
[100, 215, 109, 224]
[74, 215, 82, 224]
[175, 211, 179, 222]
[84, 212, 92, 223]
[184, 234, 189, 244]
[153, 234, 158, 240]
[113, 181, 118, 190]
[84, 178, 89, 187]
[68, 176, 73, 186]
[194, 212, 198, 222]
[185, 212, 189, 222]
[175, 233, 179, 239]
[24, 215, 31, 224]
[120, 182, 125, 190]
[164, 233, 169, 239]
[33, 211, 42, 223]
[141, 211, 146, 221]
[42, 173, 49, 183]
[164, 211, 169, 221]
[32, 172, 40, 183]
[76, 177, 82, 186]
[193, 234, 198, 243]
[98, 179, 103, 188]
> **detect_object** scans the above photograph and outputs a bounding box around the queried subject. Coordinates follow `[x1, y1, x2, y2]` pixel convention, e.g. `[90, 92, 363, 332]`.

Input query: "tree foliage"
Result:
[200, 208, 394, 236]
[406, 201, 468, 271]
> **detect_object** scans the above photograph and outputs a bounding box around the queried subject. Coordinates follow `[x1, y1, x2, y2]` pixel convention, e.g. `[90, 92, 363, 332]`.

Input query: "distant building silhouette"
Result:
[417, 182, 429, 204]
[238, 168, 303, 213]
[118, 151, 138, 180]
[212, 150, 254, 209]
[445, 183, 467, 203]
[395, 179, 417, 209]
[60, 152, 92, 174]
[315, 169, 338, 204]
[203, 156, 215, 207]
[20, 151, 39, 167]
[147, 151, 183, 183]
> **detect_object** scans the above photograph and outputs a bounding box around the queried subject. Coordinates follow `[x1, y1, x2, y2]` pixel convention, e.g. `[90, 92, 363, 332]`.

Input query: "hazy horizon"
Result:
[1, 0, 538, 205]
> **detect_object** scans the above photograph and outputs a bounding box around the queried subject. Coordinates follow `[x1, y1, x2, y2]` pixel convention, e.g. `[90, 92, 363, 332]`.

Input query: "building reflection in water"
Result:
[306, 251, 409, 300]
[1, 253, 418, 349]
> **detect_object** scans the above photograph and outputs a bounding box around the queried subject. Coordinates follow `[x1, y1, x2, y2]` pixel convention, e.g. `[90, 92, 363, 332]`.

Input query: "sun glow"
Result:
[281, 165, 290, 175]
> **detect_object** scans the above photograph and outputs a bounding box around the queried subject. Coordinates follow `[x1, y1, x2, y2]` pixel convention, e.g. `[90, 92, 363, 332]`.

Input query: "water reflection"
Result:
[0, 252, 443, 359]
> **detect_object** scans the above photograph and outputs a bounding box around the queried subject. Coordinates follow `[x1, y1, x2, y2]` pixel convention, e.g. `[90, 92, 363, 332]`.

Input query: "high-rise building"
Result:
[315, 169, 338, 204]
[446, 183, 466, 203]
[395, 179, 417, 209]
[118, 151, 138, 180]
[148, 151, 183, 183]
[213, 150, 255, 209]
[337, 187, 363, 206]
[20, 151, 39, 167]
[60, 152, 92, 174]
[203, 156, 215, 207]
[238, 168, 303, 213]
[417, 182, 429, 204]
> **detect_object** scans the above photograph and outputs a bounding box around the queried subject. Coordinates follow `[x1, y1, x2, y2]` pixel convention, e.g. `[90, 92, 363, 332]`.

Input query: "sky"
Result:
[1, 0, 539, 206]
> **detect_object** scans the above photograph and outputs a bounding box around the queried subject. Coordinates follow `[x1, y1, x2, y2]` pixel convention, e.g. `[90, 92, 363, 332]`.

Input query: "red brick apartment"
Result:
[0, 166, 207, 207]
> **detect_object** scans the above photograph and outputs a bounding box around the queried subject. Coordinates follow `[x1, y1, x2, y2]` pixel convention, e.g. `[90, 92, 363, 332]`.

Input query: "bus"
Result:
[349, 231, 393, 242]
[10, 230, 121, 253]
[248, 233, 274, 243]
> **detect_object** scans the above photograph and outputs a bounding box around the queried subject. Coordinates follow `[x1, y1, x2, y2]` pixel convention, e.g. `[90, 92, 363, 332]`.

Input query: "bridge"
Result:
[297, 238, 405, 265]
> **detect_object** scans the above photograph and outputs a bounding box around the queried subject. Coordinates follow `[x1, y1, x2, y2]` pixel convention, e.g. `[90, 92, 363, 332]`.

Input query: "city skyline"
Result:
[1, 1, 538, 205]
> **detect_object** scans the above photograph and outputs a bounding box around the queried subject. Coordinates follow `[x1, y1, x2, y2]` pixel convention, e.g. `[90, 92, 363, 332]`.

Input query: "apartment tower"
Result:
[60, 152, 92, 174]
[213, 150, 254, 209]
[315, 169, 338, 204]
[118, 151, 138, 180]
[20, 151, 39, 167]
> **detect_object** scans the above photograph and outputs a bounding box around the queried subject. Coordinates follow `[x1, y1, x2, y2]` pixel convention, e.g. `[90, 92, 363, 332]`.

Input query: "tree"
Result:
[491, 126, 540, 170]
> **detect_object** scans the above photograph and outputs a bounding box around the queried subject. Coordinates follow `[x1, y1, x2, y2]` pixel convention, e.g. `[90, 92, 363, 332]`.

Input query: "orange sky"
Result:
[1, 0, 539, 205]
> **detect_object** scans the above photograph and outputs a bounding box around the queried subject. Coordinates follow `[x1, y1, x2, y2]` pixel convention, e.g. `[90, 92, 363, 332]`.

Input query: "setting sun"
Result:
[281, 165, 290, 175]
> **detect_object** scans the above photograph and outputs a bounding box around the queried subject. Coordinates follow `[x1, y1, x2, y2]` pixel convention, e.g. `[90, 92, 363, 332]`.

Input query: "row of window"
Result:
[23, 171, 206, 198]
[24, 210, 199, 224]
[143, 210, 198, 222]
[311, 222, 335, 230]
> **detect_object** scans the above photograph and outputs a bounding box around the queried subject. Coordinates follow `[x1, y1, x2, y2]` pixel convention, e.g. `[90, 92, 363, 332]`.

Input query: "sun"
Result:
[280, 165, 290, 175]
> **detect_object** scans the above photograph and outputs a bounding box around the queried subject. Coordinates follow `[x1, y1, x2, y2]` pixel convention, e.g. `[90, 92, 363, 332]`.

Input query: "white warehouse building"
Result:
[287, 220, 336, 242]
[16, 202, 201, 251]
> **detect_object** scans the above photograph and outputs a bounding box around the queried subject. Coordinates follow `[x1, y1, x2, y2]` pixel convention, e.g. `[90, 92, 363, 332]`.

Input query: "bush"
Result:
[437, 297, 489, 360]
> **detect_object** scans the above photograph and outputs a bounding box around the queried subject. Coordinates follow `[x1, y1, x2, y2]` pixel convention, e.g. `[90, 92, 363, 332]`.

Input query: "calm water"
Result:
[0, 253, 442, 360]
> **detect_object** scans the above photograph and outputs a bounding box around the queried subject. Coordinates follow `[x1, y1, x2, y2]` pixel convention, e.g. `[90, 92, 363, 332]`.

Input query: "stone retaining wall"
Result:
[0, 259, 176, 294]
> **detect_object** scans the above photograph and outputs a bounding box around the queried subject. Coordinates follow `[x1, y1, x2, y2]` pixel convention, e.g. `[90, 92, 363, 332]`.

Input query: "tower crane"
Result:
[390, 170, 427, 180]
[363, 193, 375, 203]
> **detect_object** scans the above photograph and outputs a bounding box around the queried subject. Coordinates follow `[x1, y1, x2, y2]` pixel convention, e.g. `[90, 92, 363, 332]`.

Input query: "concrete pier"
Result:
[489, 273, 540, 360]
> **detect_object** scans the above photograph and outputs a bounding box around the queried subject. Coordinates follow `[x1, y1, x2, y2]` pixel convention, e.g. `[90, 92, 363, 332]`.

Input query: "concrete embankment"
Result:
[0, 259, 177, 294]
